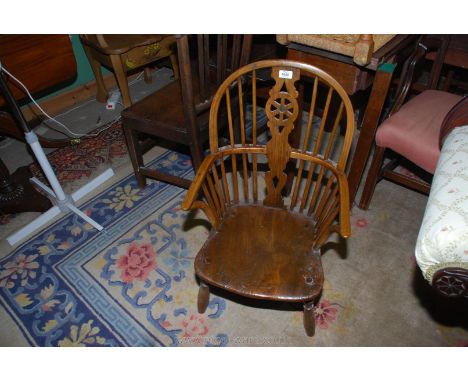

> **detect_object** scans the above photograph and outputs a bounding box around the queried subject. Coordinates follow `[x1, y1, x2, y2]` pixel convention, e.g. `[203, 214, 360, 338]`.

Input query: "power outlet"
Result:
[106, 91, 121, 110]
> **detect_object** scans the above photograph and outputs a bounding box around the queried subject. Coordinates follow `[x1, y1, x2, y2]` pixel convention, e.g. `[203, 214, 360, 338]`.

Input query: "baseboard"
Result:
[20, 73, 120, 122]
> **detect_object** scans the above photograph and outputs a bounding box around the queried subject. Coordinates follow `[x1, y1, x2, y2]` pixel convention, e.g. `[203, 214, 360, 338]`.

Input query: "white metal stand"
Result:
[6, 131, 114, 246]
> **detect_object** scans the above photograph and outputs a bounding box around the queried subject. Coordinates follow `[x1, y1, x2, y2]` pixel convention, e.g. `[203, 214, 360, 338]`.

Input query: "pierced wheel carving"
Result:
[266, 93, 298, 126]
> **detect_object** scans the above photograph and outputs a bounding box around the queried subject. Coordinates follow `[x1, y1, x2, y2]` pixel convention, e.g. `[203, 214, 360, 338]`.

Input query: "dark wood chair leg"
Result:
[110, 54, 132, 108]
[143, 67, 153, 84]
[358, 145, 386, 210]
[189, 144, 205, 172]
[303, 301, 315, 337]
[82, 45, 108, 103]
[169, 52, 179, 80]
[197, 282, 210, 314]
[123, 126, 147, 189]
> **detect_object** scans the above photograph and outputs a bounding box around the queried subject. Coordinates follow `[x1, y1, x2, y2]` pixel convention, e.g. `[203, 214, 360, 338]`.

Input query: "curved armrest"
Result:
[181, 154, 221, 230]
[308, 164, 351, 247]
[315, 168, 351, 245]
[336, 170, 351, 238]
[289, 151, 352, 243]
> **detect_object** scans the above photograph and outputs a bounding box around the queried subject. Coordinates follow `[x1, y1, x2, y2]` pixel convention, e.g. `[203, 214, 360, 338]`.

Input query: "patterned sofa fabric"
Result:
[415, 125, 468, 284]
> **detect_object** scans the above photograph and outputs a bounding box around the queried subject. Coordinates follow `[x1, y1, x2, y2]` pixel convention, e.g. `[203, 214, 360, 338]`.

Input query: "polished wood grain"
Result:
[287, 49, 372, 95]
[0, 35, 79, 146]
[303, 301, 316, 336]
[195, 205, 324, 301]
[182, 60, 355, 336]
[197, 282, 210, 313]
[0, 35, 76, 107]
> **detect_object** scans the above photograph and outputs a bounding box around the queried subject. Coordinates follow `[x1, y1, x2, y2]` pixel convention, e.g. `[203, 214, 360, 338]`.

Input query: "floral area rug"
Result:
[1, 132, 466, 347]
[0, 148, 358, 346]
[29, 120, 128, 184]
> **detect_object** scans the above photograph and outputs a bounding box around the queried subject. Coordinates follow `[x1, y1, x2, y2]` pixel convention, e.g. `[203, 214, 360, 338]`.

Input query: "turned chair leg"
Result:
[83, 45, 108, 103]
[123, 127, 147, 189]
[169, 52, 180, 80]
[143, 67, 153, 84]
[110, 54, 132, 108]
[189, 144, 205, 172]
[197, 282, 210, 314]
[303, 301, 316, 337]
[358, 145, 386, 210]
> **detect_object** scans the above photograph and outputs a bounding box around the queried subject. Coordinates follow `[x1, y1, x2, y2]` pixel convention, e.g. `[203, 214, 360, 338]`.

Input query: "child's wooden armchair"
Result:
[181, 60, 355, 336]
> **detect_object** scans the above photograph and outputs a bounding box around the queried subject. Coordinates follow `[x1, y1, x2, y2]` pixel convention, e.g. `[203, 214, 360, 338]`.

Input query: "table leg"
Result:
[347, 63, 396, 206]
[83, 45, 108, 103]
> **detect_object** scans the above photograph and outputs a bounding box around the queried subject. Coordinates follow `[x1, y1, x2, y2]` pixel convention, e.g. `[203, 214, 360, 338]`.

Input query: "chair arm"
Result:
[336, 170, 351, 238]
[311, 166, 351, 248]
[181, 154, 221, 230]
[318, 169, 351, 240]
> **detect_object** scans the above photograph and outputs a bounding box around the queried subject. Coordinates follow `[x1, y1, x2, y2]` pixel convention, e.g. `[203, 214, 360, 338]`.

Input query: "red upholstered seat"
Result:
[359, 38, 466, 211]
[376, 90, 462, 174]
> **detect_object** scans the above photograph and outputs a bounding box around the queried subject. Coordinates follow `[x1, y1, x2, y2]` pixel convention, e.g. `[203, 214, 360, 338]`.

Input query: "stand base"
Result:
[6, 168, 114, 246]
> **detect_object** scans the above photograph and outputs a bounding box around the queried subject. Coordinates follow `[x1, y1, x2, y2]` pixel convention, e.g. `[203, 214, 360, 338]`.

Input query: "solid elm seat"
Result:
[195, 205, 323, 302]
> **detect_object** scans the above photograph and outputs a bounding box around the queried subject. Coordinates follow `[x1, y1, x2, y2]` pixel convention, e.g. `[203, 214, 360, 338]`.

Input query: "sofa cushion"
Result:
[415, 125, 468, 283]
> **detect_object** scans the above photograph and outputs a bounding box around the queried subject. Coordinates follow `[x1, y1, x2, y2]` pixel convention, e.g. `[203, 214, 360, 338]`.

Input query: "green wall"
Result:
[41, 35, 110, 101]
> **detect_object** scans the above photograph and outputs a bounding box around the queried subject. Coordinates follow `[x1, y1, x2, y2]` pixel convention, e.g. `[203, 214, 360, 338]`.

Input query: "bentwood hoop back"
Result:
[182, 59, 355, 336]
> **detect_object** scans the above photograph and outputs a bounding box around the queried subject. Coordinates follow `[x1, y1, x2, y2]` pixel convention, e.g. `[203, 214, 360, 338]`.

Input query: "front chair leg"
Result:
[197, 282, 210, 314]
[303, 301, 316, 337]
[358, 145, 386, 210]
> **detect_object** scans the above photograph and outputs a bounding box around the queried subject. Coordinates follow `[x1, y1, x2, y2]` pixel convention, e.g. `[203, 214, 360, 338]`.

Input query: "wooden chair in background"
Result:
[122, 34, 253, 190]
[358, 41, 464, 210]
[80, 35, 179, 108]
[181, 60, 355, 336]
[417, 35, 468, 93]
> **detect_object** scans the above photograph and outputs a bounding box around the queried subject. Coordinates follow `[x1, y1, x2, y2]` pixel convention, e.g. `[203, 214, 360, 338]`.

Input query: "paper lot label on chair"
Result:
[279, 70, 293, 79]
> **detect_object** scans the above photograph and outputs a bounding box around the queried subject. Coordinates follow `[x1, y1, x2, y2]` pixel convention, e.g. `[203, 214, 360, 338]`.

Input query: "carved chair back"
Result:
[390, 36, 454, 118]
[184, 60, 355, 248]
